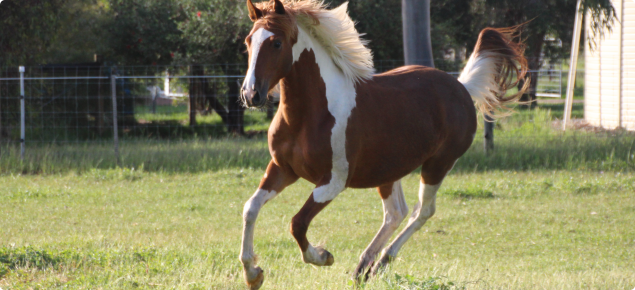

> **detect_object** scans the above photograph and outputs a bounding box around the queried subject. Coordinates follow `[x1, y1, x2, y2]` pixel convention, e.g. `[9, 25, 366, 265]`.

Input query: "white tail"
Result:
[458, 27, 529, 117]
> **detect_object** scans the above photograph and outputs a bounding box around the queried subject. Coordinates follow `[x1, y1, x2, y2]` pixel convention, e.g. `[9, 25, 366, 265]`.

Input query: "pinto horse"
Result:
[239, 0, 528, 288]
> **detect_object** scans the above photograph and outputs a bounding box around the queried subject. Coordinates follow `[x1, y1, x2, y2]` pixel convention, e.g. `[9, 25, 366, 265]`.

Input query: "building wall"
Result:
[623, 0, 635, 130]
[585, 0, 635, 130]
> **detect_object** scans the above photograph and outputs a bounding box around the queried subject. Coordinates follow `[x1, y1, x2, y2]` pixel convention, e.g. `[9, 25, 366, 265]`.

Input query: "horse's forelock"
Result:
[253, 0, 324, 43]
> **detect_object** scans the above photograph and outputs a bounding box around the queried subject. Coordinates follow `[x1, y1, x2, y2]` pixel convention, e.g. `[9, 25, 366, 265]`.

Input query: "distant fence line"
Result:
[0, 59, 573, 160]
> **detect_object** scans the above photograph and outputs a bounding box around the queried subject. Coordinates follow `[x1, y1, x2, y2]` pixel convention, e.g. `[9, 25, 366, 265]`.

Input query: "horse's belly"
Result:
[345, 147, 426, 188]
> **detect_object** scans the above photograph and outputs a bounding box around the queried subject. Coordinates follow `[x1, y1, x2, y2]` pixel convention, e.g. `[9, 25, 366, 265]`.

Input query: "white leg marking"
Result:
[302, 244, 328, 265]
[358, 181, 408, 267]
[292, 26, 357, 203]
[380, 180, 441, 260]
[242, 28, 274, 94]
[240, 188, 277, 271]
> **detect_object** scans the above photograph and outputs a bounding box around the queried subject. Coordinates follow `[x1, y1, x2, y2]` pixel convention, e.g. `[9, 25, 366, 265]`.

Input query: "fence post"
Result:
[19, 66, 25, 160]
[484, 114, 494, 155]
[111, 68, 120, 166]
[563, 0, 583, 130]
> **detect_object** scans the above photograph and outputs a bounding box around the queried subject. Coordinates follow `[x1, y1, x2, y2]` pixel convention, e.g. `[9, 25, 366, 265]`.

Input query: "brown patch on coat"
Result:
[346, 66, 476, 188]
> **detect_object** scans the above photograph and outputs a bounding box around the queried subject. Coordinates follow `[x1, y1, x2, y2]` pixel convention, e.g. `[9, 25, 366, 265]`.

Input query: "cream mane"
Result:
[259, 0, 375, 83]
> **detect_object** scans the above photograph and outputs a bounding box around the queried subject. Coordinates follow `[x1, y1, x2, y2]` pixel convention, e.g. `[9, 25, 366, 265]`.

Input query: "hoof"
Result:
[303, 246, 335, 266]
[369, 254, 392, 278]
[325, 250, 334, 266]
[317, 247, 334, 266]
[353, 259, 374, 283]
[244, 266, 264, 290]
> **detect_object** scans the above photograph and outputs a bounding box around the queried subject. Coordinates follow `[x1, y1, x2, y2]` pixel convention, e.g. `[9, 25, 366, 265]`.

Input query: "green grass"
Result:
[1, 106, 635, 289]
[1, 170, 633, 289]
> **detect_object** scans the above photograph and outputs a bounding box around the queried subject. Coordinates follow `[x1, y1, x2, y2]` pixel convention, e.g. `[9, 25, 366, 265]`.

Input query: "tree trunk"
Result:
[402, 0, 434, 67]
[188, 65, 202, 126]
[204, 81, 229, 125]
[266, 102, 275, 120]
[227, 77, 244, 135]
[98, 71, 104, 136]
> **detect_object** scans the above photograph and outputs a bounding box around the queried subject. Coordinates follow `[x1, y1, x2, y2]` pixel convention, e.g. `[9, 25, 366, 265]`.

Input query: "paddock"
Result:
[1, 107, 634, 289]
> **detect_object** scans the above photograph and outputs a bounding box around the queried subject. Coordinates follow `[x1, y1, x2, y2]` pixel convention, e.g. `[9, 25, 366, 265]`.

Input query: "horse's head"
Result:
[241, 0, 295, 108]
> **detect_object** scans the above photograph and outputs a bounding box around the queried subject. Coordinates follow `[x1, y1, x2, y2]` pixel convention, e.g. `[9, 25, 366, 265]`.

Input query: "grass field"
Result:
[1, 106, 635, 289]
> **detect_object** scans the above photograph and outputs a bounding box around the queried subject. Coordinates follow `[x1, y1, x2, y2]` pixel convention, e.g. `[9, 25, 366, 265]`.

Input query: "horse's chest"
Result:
[269, 120, 337, 185]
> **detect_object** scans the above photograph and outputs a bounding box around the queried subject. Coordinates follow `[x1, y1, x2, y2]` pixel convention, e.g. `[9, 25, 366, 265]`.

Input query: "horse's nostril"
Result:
[252, 91, 261, 104]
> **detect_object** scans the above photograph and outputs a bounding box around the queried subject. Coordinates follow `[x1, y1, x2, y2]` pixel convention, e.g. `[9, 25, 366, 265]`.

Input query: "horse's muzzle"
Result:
[241, 83, 268, 108]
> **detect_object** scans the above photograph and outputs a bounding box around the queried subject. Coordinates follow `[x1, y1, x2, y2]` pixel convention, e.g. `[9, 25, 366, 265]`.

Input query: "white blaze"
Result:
[292, 26, 357, 203]
[243, 28, 274, 93]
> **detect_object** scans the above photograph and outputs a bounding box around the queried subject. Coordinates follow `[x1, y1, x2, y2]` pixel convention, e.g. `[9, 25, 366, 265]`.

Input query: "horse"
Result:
[238, 0, 528, 288]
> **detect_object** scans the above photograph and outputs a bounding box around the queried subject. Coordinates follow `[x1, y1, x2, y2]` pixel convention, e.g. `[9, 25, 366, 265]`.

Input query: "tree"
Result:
[42, 0, 110, 65]
[102, 0, 183, 65]
[0, 0, 69, 66]
[175, 0, 251, 133]
[100, 0, 251, 133]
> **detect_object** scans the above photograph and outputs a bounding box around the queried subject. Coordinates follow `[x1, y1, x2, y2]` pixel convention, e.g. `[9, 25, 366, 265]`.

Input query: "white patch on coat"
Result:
[242, 28, 274, 94]
[292, 26, 356, 203]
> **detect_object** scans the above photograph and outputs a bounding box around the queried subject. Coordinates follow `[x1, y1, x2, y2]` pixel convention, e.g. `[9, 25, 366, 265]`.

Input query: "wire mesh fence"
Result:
[0, 59, 587, 162]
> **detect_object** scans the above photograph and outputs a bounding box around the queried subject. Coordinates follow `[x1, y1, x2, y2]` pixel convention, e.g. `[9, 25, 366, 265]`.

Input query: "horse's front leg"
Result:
[290, 180, 345, 266]
[240, 161, 298, 290]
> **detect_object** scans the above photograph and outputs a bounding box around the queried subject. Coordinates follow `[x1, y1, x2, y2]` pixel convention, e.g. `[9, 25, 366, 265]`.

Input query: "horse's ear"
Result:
[247, 0, 263, 21]
[273, 0, 285, 15]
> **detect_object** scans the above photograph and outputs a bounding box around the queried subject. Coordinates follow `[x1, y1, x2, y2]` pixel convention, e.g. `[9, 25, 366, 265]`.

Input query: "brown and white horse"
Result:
[239, 0, 528, 288]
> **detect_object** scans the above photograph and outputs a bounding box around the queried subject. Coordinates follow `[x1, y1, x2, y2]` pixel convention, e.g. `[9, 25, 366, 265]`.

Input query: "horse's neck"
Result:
[278, 25, 357, 127]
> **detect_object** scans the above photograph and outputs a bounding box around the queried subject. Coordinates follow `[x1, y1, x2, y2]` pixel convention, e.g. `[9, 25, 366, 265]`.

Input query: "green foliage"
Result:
[175, 0, 251, 66]
[0, 0, 69, 66]
[42, 0, 111, 64]
[102, 0, 183, 65]
[98, 0, 251, 66]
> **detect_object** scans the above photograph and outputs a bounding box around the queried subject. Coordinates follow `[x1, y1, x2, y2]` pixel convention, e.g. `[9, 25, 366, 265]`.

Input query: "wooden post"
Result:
[484, 113, 495, 154]
[563, 0, 583, 130]
[111, 69, 120, 166]
[402, 0, 434, 67]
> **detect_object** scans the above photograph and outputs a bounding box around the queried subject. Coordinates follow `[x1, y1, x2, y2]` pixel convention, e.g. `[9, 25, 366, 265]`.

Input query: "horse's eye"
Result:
[273, 40, 282, 49]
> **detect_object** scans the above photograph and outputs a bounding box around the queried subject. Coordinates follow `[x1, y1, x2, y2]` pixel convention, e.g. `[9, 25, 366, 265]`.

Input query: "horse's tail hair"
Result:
[458, 26, 530, 118]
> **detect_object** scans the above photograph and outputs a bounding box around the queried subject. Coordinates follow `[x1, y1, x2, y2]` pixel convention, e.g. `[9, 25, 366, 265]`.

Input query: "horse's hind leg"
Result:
[370, 162, 452, 277]
[353, 180, 408, 282]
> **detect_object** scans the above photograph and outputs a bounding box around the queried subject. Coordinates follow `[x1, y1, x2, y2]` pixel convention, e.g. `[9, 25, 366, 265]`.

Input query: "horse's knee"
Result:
[420, 202, 436, 219]
[242, 199, 260, 224]
[385, 209, 406, 230]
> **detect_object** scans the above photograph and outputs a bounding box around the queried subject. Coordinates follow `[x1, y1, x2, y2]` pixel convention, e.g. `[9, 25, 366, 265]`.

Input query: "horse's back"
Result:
[345, 65, 477, 188]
